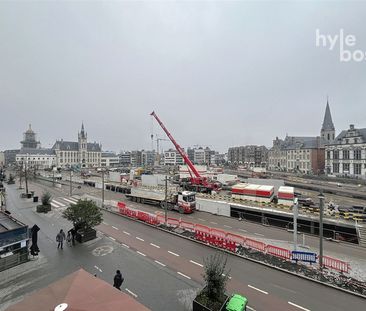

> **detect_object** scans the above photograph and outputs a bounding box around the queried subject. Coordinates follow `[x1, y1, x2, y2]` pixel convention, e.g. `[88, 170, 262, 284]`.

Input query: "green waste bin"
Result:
[226, 294, 248, 311]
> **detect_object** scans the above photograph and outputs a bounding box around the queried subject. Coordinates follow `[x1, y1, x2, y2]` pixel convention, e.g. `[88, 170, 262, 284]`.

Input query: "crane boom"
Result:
[150, 111, 201, 179]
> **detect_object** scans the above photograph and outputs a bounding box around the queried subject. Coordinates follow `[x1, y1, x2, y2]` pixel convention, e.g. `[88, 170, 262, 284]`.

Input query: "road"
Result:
[5, 177, 366, 311]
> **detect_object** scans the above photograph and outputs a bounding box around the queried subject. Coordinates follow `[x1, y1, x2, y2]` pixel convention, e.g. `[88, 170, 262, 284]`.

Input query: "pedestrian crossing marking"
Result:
[52, 199, 66, 207]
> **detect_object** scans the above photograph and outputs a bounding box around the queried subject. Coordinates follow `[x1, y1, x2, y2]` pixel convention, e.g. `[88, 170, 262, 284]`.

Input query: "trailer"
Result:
[126, 188, 196, 214]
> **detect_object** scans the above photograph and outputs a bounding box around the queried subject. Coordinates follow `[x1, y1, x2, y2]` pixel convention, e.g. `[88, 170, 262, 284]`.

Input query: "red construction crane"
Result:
[150, 111, 220, 193]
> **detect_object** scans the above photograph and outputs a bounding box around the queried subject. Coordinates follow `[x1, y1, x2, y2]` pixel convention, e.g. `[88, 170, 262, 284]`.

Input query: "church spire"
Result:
[322, 99, 335, 131]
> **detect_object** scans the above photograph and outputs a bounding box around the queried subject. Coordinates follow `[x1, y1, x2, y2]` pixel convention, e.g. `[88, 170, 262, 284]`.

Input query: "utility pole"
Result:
[52, 169, 55, 187]
[19, 162, 23, 189]
[318, 191, 325, 270]
[25, 157, 29, 195]
[101, 169, 105, 208]
[164, 175, 168, 225]
[69, 169, 72, 196]
[293, 198, 298, 251]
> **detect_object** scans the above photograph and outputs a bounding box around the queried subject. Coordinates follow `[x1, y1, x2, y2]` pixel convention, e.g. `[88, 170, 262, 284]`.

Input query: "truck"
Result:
[126, 188, 196, 214]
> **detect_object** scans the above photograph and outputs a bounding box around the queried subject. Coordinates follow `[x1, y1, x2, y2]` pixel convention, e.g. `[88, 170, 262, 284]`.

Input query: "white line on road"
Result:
[63, 198, 77, 204]
[210, 222, 218, 225]
[94, 265, 103, 273]
[224, 225, 232, 228]
[198, 218, 206, 221]
[112, 226, 119, 230]
[51, 202, 61, 208]
[155, 260, 166, 267]
[177, 272, 191, 279]
[190, 260, 203, 267]
[168, 251, 180, 257]
[136, 237, 145, 242]
[150, 243, 160, 248]
[109, 237, 116, 241]
[122, 243, 130, 248]
[102, 222, 109, 225]
[52, 199, 66, 207]
[247, 306, 256, 311]
[248, 285, 268, 294]
[254, 233, 264, 237]
[137, 251, 146, 257]
[123, 231, 131, 235]
[125, 288, 138, 298]
[238, 229, 247, 233]
[288, 302, 311, 311]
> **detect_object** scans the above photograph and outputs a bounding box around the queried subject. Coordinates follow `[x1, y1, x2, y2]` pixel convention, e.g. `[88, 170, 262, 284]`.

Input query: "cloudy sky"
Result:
[1, 1, 365, 153]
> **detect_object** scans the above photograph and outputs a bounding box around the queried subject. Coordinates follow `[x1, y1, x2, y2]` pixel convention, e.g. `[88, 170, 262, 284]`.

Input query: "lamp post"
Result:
[293, 198, 298, 251]
[101, 169, 105, 208]
[318, 191, 325, 270]
[69, 168, 73, 196]
[164, 175, 168, 225]
[25, 155, 29, 195]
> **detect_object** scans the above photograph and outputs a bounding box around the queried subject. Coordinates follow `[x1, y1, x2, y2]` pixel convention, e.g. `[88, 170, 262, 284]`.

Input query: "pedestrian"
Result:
[56, 229, 66, 249]
[68, 227, 76, 246]
[66, 231, 72, 246]
[113, 270, 124, 290]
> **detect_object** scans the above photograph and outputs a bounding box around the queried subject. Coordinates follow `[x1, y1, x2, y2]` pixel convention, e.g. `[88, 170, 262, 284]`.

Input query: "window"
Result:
[333, 163, 339, 173]
[334, 150, 339, 159]
[354, 149, 361, 160]
[327, 151, 331, 159]
[354, 163, 362, 175]
[343, 163, 350, 172]
[343, 150, 350, 160]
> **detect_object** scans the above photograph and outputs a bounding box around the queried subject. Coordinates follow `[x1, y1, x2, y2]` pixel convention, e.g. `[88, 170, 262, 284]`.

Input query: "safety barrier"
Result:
[267, 245, 291, 260]
[114, 200, 351, 274]
[321, 256, 351, 273]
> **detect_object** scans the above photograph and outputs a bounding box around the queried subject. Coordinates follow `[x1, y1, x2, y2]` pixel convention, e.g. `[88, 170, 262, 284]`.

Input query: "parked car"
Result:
[297, 197, 314, 207]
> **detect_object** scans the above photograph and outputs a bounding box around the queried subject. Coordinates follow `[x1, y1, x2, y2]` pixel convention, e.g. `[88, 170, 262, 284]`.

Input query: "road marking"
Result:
[238, 229, 247, 233]
[198, 218, 206, 221]
[150, 243, 160, 248]
[288, 302, 311, 311]
[247, 306, 256, 311]
[102, 222, 109, 225]
[125, 288, 138, 298]
[222, 273, 232, 279]
[69, 197, 78, 202]
[254, 233, 264, 237]
[52, 199, 66, 207]
[112, 226, 119, 230]
[190, 260, 203, 267]
[136, 237, 145, 242]
[168, 251, 179, 257]
[224, 225, 232, 228]
[63, 198, 77, 204]
[137, 251, 146, 257]
[177, 272, 191, 279]
[248, 285, 268, 295]
[210, 222, 218, 225]
[122, 243, 130, 248]
[123, 231, 131, 235]
[94, 265, 103, 273]
[51, 202, 61, 208]
[155, 260, 166, 267]
[109, 237, 116, 241]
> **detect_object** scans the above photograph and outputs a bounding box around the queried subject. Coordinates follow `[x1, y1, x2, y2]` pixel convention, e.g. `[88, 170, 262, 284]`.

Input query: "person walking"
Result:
[68, 228, 76, 246]
[56, 229, 66, 249]
[113, 270, 124, 290]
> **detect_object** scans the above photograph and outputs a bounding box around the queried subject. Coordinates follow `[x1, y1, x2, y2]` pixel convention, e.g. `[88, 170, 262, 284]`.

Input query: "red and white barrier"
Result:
[266, 245, 291, 260]
[321, 256, 351, 273]
[245, 238, 266, 252]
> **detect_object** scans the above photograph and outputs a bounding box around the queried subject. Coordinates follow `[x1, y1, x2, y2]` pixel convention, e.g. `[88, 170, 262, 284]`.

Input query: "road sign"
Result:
[291, 251, 317, 263]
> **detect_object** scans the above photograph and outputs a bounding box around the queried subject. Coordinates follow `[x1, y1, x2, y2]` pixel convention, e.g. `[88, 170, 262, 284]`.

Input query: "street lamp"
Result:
[293, 197, 298, 251]
[318, 190, 325, 270]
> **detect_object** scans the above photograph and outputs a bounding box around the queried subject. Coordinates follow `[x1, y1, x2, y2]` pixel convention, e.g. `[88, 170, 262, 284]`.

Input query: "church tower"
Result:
[78, 123, 88, 167]
[321, 99, 335, 143]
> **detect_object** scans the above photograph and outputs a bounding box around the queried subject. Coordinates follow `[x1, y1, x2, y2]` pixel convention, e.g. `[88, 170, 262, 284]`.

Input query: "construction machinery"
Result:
[126, 188, 196, 214]
[150, 111, 221, 193]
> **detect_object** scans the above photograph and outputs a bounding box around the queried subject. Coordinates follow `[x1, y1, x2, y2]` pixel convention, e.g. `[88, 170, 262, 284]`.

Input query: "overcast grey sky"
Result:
[1, 1, 365, 153]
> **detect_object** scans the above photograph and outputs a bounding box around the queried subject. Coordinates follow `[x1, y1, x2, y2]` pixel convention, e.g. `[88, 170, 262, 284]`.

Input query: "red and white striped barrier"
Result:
[321, 256, 351, 273]
[266, 245, 291, 260]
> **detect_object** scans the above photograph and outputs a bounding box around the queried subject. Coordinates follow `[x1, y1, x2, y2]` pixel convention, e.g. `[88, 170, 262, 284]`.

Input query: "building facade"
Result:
[325, 124, 366, 178]
[52, 124, 101, 169]
[268, 101, 332, 174]
[16, 148, 56, 170]
[101, 152, 120, 168]
[228, 145, 268, 167]
[164, 149, 184, 165]
[0, 152, 4, 167]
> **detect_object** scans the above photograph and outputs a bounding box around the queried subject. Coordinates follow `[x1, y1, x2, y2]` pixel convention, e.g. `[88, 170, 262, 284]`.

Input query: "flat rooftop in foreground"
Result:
[0, 211, 25, 233]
